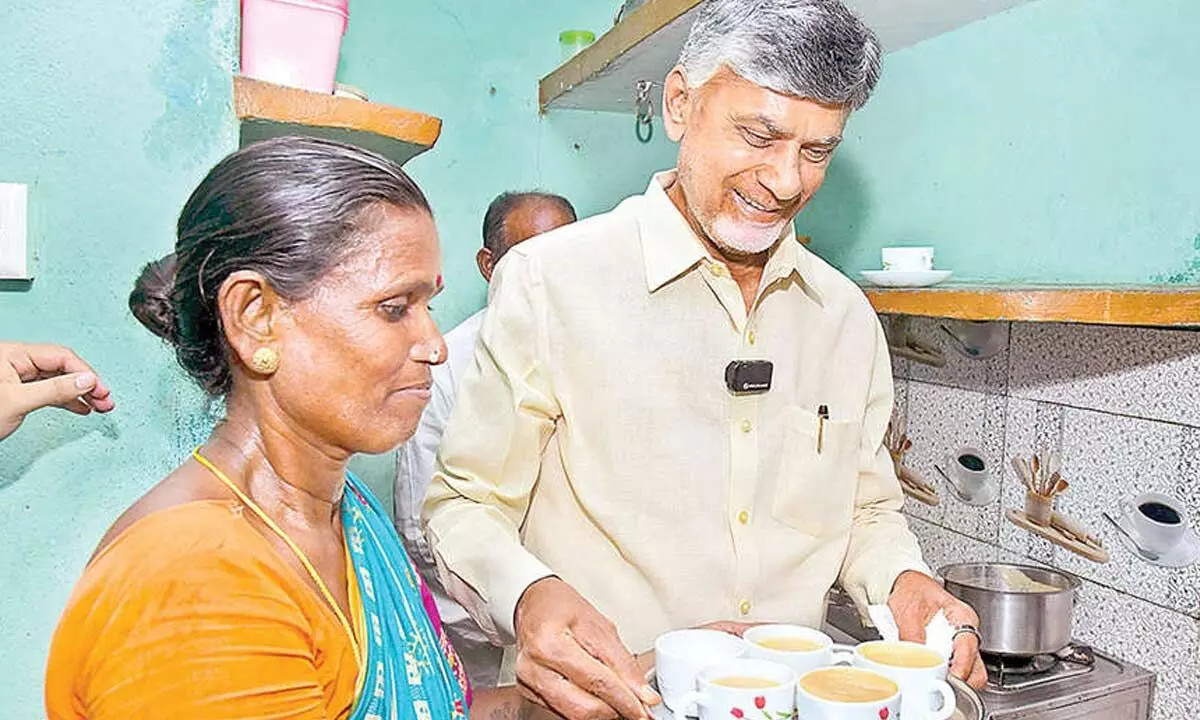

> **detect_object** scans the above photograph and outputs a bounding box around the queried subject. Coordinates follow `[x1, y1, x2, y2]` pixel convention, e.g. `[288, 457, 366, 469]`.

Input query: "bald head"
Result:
[477, 192, 577, 282]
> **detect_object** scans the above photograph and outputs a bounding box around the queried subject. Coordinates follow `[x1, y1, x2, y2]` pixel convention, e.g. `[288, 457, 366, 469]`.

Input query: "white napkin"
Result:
[866, 605, 955, 660]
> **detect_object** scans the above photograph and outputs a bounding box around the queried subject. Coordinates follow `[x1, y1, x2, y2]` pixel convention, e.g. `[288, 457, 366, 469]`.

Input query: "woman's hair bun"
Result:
[129, 253, 179, 342]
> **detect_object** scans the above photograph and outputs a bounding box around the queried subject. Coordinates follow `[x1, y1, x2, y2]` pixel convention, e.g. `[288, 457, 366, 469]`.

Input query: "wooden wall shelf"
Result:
[540, 0, 1034, 113]
[865, 285, 1200, 327]
[234, 76, 442, 166]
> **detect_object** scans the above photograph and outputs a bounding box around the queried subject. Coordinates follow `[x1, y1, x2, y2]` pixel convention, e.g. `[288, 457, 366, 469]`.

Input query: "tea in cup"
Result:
[796, 666, 901, 719]
[1124, 492, 1187, 554]
[744, 624, 837, 675]
[945, 446, 989, 497]
[850, 641, 955, 720]
[676, 659, 796, 720]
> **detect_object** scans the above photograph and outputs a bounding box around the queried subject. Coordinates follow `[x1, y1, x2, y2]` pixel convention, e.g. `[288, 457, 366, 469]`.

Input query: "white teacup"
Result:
[849, 641, 955, 720]
[797, 666, 902, 720]
[744, 624, 839, 676]
[945, 446, 989, 497]
[1124, 492, 1188, 554]
[676, 659, 796, 720]
[882, 246, 934, 272]
[655, 629, 748, 714]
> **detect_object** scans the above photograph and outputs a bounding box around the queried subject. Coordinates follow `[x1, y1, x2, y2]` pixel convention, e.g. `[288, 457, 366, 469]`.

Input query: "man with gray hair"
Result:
[425, 1, 986, 718]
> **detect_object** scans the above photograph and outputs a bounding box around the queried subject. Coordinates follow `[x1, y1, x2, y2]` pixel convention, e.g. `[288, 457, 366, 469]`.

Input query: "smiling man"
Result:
[424, 1, 985, 718]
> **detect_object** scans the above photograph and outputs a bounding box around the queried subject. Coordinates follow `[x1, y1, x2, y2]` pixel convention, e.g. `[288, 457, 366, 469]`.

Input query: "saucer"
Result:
[861, 269, 953, 288]
[933, 464, 998, 506]
[1109, 509, 1199, 568]
[645, 670, 690, 720]
[649, 698, 680, 720]
[949, 478, 999, 507]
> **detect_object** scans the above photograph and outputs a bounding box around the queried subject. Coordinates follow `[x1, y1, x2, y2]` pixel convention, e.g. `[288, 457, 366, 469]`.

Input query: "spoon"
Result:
[1018, 457, 1036, 493]
[1102, 511, 1160, 561]
[1010, 457, 1031, 492]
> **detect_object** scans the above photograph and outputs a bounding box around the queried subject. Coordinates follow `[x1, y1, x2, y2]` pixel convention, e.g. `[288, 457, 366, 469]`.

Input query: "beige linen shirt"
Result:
[424, 171, 930, 658]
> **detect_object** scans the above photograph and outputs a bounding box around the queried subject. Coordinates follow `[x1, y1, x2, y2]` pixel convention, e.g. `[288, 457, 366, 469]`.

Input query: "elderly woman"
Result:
[45, 137, 542, 720]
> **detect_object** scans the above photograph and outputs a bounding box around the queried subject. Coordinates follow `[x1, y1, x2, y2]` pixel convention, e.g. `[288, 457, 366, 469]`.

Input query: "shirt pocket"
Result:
[772, 405, 861, 537]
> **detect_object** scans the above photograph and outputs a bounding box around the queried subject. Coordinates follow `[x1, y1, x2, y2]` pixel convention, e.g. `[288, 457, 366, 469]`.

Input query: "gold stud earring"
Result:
[250, 347, 280, 375]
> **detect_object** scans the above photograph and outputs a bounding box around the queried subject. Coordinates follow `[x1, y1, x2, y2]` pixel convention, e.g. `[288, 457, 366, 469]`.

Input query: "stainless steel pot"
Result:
[940, 562, 1080, 657]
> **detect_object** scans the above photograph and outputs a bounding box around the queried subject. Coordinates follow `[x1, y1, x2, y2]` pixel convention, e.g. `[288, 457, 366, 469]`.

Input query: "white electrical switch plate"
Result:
[0, 183, 30, 279]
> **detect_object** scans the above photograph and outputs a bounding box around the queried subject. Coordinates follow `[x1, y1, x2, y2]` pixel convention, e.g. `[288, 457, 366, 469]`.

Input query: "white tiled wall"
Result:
[889, 317, 1200, 720]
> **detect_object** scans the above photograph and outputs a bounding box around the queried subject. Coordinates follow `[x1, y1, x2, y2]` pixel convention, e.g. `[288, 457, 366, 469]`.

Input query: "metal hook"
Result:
[634, 80, 654, 143]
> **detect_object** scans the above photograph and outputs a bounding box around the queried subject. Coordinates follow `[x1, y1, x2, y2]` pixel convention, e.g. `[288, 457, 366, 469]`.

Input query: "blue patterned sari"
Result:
[342, 473, 470, 720]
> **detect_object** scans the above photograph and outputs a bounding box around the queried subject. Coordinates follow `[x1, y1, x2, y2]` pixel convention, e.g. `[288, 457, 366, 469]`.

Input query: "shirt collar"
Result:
[636, 170, 825, 305]
[637, 171, 708, 293]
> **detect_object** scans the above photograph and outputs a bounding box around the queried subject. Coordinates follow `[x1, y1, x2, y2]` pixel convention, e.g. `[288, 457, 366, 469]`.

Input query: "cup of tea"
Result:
[744, 624, 839, 676]
[881, 246, 935, 272]
[796, 666, 902, 719]
[1123, 492, 1188, 554]
[945, 446, 989, 496]
[654, 629, 748, 714]
[675, 659, 797, 720]
[850, 641, 956, 720]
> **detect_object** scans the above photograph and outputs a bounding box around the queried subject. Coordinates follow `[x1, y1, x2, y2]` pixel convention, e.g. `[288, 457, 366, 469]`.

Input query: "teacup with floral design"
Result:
[673, 659, 796, 720]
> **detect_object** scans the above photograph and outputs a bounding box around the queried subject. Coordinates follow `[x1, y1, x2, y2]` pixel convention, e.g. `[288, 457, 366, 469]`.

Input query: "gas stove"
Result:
[976, 645, 1153, 719]
[823, 592, 1156, 720]
[982, 644, 1096, 692]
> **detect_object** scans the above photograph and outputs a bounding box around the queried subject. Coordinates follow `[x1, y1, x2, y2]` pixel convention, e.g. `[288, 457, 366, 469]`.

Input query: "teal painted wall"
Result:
[0, 1, 239, 715]
[798, 0, 1200, 285]
[0, 1, 676, 716]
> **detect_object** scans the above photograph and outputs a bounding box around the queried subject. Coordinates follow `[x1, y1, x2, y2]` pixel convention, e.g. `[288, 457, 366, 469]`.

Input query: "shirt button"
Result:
[710, 263, 726, 277]
[741, 420, 752, 433]
[739, 600, 752, 616]
[737, 510, 750, 525]
[748, 330, 756, 345]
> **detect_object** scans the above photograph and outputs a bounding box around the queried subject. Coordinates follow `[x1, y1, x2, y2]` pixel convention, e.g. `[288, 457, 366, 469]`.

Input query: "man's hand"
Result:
[514, 577, 659, 720]
[0, 342, 115, 441]
[888, 570, 987, 689]
[697, 620, 757, 637]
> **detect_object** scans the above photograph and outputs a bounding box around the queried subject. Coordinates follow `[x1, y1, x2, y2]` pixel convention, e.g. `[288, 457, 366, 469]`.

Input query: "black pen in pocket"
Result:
[817, 404, 829, 453]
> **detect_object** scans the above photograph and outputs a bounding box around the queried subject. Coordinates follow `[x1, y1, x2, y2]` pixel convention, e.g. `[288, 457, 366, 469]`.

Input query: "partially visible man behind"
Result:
[395, 190, 577, 687]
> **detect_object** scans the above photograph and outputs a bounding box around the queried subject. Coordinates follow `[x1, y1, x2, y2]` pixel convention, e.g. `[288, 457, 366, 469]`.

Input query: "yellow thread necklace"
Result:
[192, 449, 361, 661]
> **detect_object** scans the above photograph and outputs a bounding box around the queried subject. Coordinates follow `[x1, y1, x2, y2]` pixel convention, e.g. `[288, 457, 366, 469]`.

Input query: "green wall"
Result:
[0, 2, 238, 715]
[0, 1, 676, 716]
[799, 0, 1200, 285]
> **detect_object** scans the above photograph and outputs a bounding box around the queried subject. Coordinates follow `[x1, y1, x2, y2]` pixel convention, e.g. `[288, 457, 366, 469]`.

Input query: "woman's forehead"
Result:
[323, 207, 440, 293]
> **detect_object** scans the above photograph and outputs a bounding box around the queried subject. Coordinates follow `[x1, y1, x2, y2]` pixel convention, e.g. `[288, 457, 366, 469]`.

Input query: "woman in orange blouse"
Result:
[46, 137, 544, 720]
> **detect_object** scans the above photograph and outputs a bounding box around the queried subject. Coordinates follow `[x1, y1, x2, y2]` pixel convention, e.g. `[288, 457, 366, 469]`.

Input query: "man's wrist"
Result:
[890, 568, 932, 596]
[513, 575, 561, 635]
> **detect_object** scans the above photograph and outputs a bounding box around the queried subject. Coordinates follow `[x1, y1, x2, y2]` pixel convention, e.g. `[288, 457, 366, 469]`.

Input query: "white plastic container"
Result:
[241, 0, 349, 94]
